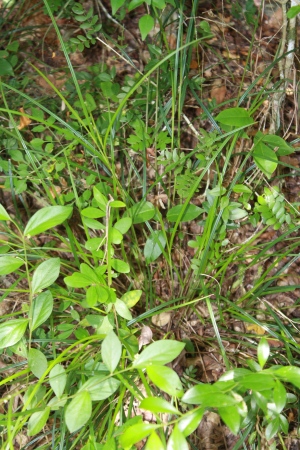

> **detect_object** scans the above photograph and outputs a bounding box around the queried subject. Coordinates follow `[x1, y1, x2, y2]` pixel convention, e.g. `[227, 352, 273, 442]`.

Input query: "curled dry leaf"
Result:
[210, 79, 227, 104]
[138, 325, 153, 349]
[18, 107, 31, 130]
[151, 311, 172, 328]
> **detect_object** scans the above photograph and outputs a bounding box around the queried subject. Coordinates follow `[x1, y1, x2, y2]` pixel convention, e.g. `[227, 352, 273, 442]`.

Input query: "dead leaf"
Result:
[138, 326, 153, 349]
[210, 79, 226, 104]
[245, 323, 266, 335]
[152, 311, 172, 327]
[18, 108, 31, 130]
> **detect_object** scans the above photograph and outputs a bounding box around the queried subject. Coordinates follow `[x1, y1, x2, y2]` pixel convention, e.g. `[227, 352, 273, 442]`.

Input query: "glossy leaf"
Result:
[28, 348, 48, 379]
[119, 423, 157, 448]
[24, 206, 73, 237]
[0, 319, 28, 349]
[65, 390, 92, 433]
[0, 204, 11, 221]
[30, 290, 53, 331]
[178, 408, 204, 437]
[167, 424, 189, 450]
[218, 405, 240, 435]
[265, 417, 280, 440]
[167, 204, 203, 222]
[144, 230, 166, 263]
[276, 366, 300, 388]
[32, 258, 60, 294]
[81, 207, 106, 218]
[145, 432, 165, 450]
[78, 375, 120, 401]
[49, 364, 67, 398]
[133, 340, 185, 369]
[182, 384, 237, 407]
[273, 380, 286, 413]
[0, 256, 24, 275]
[253, 142, 278, 178]
[102, 331, 122, 372]
[111, 259, 130, 273]
[239, 373, 275, 391]
[147, 365, 184, 397]
[115, 299, 132, 320]
[27, 407, 50, 436]
[140, 396, 180, 414]
[257, 337, 270, 368]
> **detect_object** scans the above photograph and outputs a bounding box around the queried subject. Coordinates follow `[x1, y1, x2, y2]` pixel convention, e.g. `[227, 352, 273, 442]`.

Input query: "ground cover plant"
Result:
[0, 0, 300, 448]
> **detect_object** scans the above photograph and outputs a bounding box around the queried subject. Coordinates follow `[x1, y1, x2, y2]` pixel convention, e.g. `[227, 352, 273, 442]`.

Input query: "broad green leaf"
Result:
[28, 348, 48, 379]
[64, 273, 93, 288]
[102, 331, 122, 372]
[111, 0, 126, 14]
[287, 5, 300, 19]
[216, 107, 254, 127]
[27, 407, 50, 436]
[121, 290, 142, 308]
[78, 375, 120, 400]
[262, 134, 294, 156]
[232, 185, 252, 194]
[140, 397, 180, 414]
[144, 230, 166, 263]
[257, 337, 270, 368]
[47, 395, 68, 410]
[167, 204, 203, 222]
[0, 256, 24, 275]
[110, 200, 125, 208]
[178, 408, 205, 437]
[228, 207, 248, 220]
[86, 285, 109, 306]
[65, 390, 92, 433]
[147, 365, 184, 397]
[0, 204, 11, 221]
[239, 373, 275, 391]
[218, 405, 240, 435]
[24, 206, 73, 237]
[49, 364, 67, 398]
[128, 0, 144, 11]
[265, 417, 280, 440]
[113, 217, 132, 234]
[126, 201, 155, 224]
[115, 299, 132, 320]
[273, 380, 286, 413]
[119, 423, 157, 448]
[93, 187, 108, 211]
[133, 340, 185, 369]
[253, 142, 278, 178]
[276, 366, 300, 389]
[182, 384, 237, 407]
[111, 259, 130, 273]
[0, 59, 14, 76]
[139, 15, 154, 40]
[0, 319, 28, 349]
[145, 432, 165, 450]
[110, 228, 123, 244]
[82, 217, 105, 230]
[167, 424, 189, 450]
[32, 258, 60, 294]
[81, 207, 106, 218]
[80, 263, 100, 283]
[30, 290, 53, 331]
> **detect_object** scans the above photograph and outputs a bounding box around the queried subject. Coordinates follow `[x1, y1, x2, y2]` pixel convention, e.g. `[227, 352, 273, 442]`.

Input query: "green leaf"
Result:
[111, 0, 126, 15]
[65, 390, 92, 433]
[167, 204, 203, 222]
[115, 299, 132, 320]
[30, 290, 53, 331]
[145, 432, 165, 450]
[144, 230, 166, 263]
[49, 364, 67, 398]
[133, 340, 185, 369]
[128, 0, 144, 11]
[102, 331, 122, 372]
[78, 375, 120, 400]
[24, 206, 73, 237]
[167, 424, 189, 450]
[262, 134, 294, 156]
[265, 417, 280, 440]
[81, 207, 106, 219]
[140, 397, 180, 414]
[113, 217, 132, 234]
[253, 142, 278, 178]
[121, 290, 142, 308]
[0, 204, 12, 221]
[126, 201, 155, 224]
[80, 263, 100, 283]
[182, 384, 237, 407]
[119, 423, 157, 448]
[28, 348, 48, 379]
[257, 337, 270, 368]
[64, 273, 93, 288]
[232, 185, 252, 194]
[287, 5, 300, 18]
[275, 366, 300, 389]
[178, 408, 204, 437]
[32, 258, 60, 294]
[0, 256, 24, 275]
[111, 259, 130, 273]
[27, 407, 50, 436]
[110, 228, 123, 244]
[228, 207, 248, 220]
[0, 319, 28, 349]
[239, 373, 275, 391]
[93, 187, 108, 211]
[218, 405, 240, 435]
[147, 365, 184, 397]
[139, 15, 154, 40]
[273, 380, 286, 414]
[0, 59, 14, 76]
[110, 200, 126, 208]
[216, 107, 254, 127]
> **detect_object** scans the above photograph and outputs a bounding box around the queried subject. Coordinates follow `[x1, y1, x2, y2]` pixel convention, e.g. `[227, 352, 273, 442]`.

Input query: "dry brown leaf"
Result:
[152, 311, 171, 327]
[138, 326, 153, 349]
[18, 107, 31, 130]
[210, 79, 226, 104]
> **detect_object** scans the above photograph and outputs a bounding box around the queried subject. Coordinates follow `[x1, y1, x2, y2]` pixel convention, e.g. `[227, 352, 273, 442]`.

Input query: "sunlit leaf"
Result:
[27, 407, 50, 436]
[30, 290, 53, 331]
[28, 348, 48, 379]
[49, 364, 67, 398]
[32, 258, 60, 294]
[24, 206, 73, 237]
[133, 340, 185, 369]
[65, 390, 92, 433]
[102, 331, 122, 372]
[0, 256, 24, 275]
[0, 319, 28, 349]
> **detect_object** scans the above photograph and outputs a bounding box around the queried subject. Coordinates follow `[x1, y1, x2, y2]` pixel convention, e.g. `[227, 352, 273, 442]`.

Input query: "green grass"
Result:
[0, 0, 300, 448]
